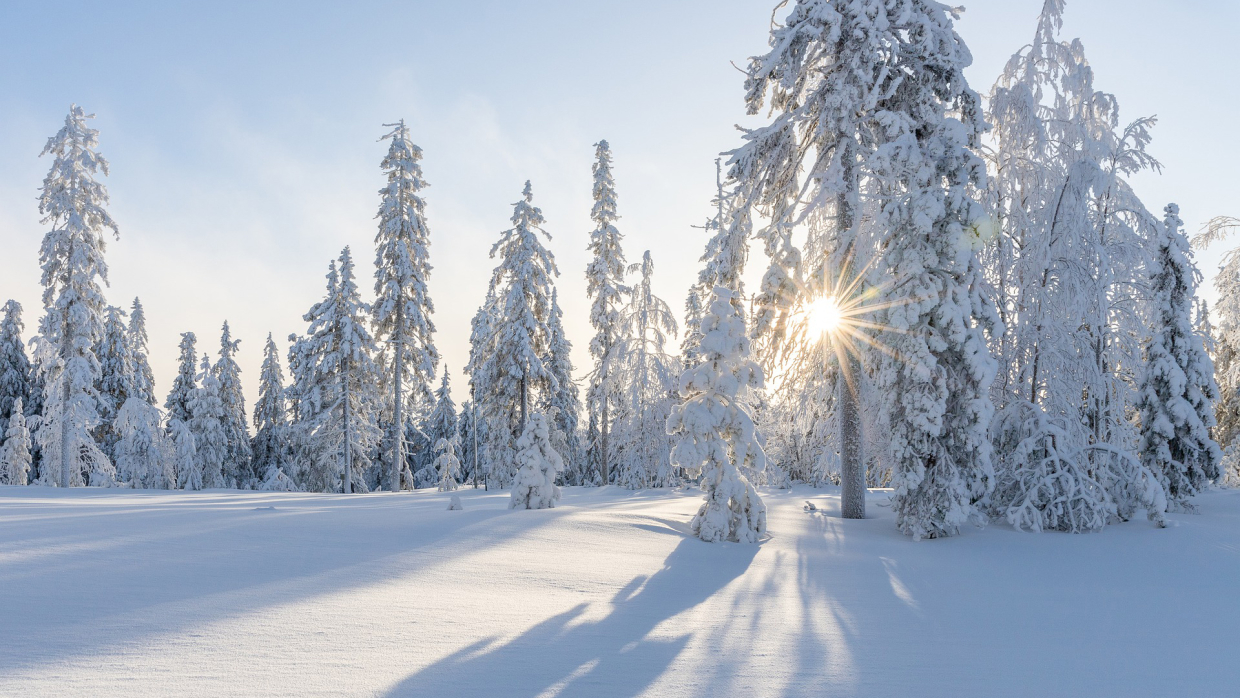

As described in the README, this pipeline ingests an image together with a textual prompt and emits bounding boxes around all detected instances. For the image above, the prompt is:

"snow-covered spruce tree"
[301,248,383,493]
[425,369,458,463]
[94,304,133,463]
[679,288,705,372]
[171,418,200,490]
[284,332,316,488]
[543,290,583,482]
[584,140,629,486]
[33,105,119,488]
[473,182,560,487]
[984,1,1166,531]
[165,332,198,429]
[251,333,293,487]
[373,120,438,492]
[613,251,680,489]
[214,321,252,486]
[464,288,499,486]
[113,397,174,489]
[127,298,156,406]
[1137,204,1221,510]
[434,436,461,491]
[1,398,32,486]
[509,411,564,509]
[190,353,228,489]
[667,287,767,543]
[0,300,32,427]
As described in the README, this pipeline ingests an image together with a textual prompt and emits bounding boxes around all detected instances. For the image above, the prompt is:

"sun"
[806,294,843,337]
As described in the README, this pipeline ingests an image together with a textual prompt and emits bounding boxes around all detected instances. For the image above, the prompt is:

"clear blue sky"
[1,0,1236,408]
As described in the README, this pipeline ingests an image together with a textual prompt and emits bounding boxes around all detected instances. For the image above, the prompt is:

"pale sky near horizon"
[1,0,1237,411]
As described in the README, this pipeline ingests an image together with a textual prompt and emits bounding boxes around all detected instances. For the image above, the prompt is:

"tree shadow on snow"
[382,535,759,698]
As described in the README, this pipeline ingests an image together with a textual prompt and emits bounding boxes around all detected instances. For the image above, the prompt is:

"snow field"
[2,485,1239,697]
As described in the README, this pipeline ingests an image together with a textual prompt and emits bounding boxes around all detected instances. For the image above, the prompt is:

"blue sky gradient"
[1,0,1236,406]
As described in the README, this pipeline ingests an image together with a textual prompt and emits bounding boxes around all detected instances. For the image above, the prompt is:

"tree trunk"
[390,313,403,493]
[601,398,609,485]
[836,143,864,519]
[60,346,72,488]
[343,367,352,494]
[519,374,527,440]
[839,353,865,519]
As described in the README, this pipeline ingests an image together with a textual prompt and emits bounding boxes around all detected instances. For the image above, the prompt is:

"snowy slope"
[2,484,1238,697]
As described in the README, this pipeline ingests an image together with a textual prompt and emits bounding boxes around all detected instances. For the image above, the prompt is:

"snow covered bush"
[171,418,200,490]
[509,412,563,510]
[1,397,32,485]
[434,436,461,492]
[667,287,767,543]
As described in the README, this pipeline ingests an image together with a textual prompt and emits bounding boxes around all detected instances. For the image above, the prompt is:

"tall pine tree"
[94,304,133,464]
[584,141,629,486]
[1138,204,1222,510]
[33,105,118,487]
[543,290,583,483]
[165,332,198,429]
[473,182,559,486]
[214,321,252,486]
[251,333,291,485]
[301,248,382,493]
[127,297,156,406]
[373,120,438,492]
[0,300,32,428]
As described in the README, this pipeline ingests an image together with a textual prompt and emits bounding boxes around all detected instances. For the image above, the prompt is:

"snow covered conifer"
[425,369,458,459]
[509,411,564,509]
[189,353,228,488]
[1,398,32,486]
[214,322,252,485]
[127,298,156,406]
[94,304,133,462]
[113,397,173,489]
[373,120,439,492]
[543,290,583,478]
[33,105,119,488]
[434,436,461,492]
[464,290,499,486]
[251,333,292,486]
[474,182,560,486]
[1138,204,1222,509]
[667,287,767,543]
[171,418,200,490]
[0,300,32,427]
[584,140,629,485]
[165,332,198,429]
[300,248,383,493]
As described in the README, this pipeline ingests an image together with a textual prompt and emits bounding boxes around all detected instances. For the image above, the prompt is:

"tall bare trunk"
[837,142,865,519]
[390,308,403,492]
[343,363,352,494]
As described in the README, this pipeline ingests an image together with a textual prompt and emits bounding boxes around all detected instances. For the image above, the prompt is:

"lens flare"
[806,294,843,337]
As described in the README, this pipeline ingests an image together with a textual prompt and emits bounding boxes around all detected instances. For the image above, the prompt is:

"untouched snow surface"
[2,484,1239,697]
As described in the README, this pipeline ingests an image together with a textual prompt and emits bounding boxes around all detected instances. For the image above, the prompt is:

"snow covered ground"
[2,484,1238,697]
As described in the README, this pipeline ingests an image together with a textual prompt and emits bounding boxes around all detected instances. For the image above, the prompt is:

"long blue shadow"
[383,535,759,698]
